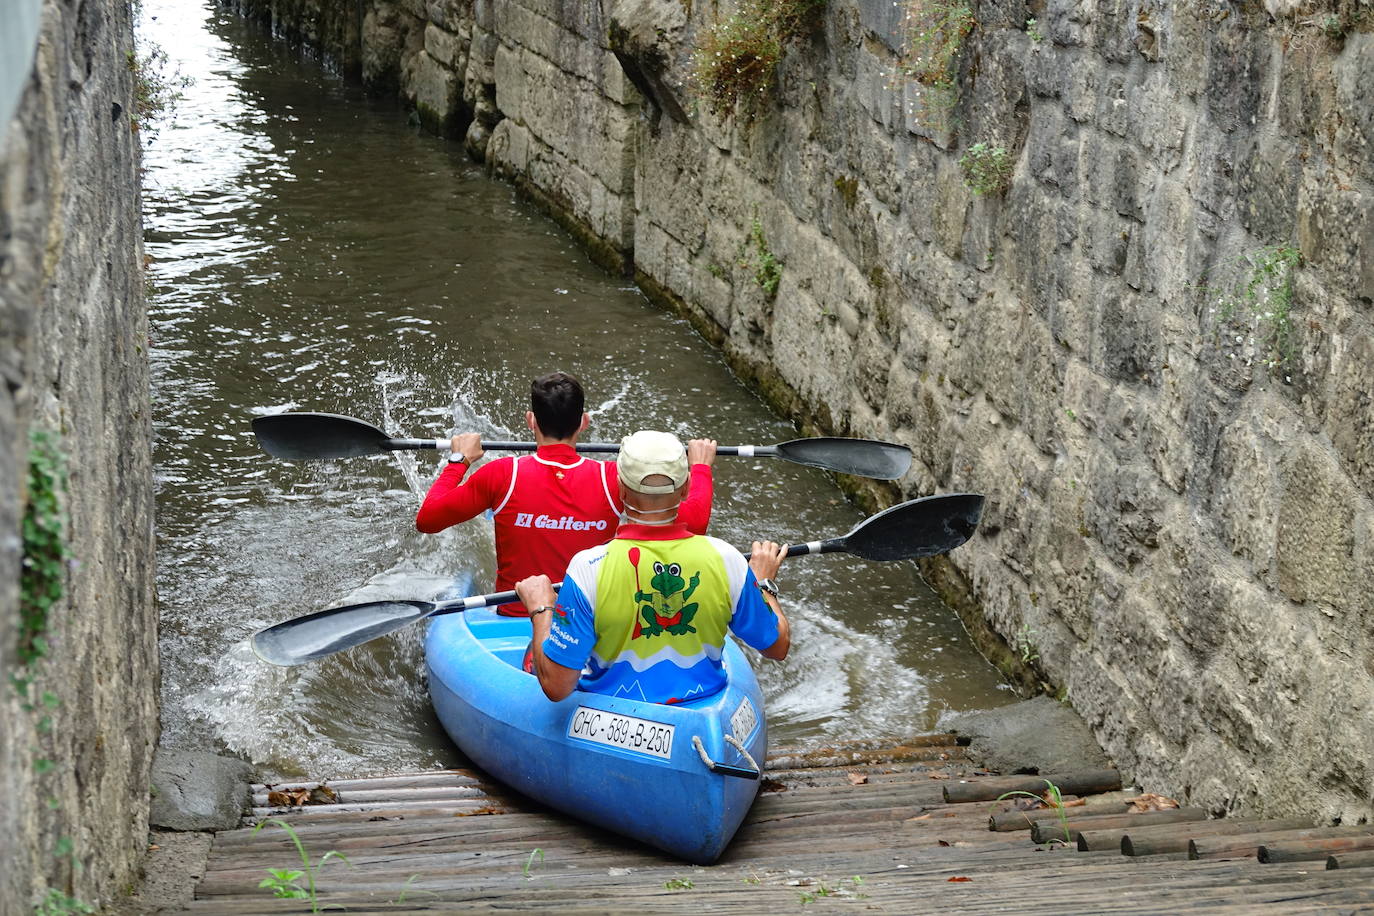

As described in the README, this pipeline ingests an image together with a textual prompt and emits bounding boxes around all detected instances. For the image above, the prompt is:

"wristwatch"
[447,452,469,465]
[756,578,780,598]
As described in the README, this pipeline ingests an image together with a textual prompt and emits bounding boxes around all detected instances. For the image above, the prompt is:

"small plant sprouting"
[994,780,1070,844]
[1016,623,1040,664]
[390,874,440,905]
[33,889,94,916]
[1026,18,1044,42]
[799,875,868,903]
[893,0,973,131]
[1195,244,1301,380]
[690,0,825,121]
[258,868,309,900]
[522,847,545,878]
[738,217,783,299]
[959,142,1014,196]
[898,1,974,84]
[251,817,351,913]
[664,877,695,890]
[127,42,191,135]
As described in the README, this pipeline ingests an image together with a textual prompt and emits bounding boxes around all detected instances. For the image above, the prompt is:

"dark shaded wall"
[0,0,158,909]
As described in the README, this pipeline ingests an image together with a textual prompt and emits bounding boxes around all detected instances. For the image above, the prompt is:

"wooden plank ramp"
[188,737,1374,913]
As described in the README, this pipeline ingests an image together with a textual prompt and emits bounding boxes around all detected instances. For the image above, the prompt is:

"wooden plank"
[1190,826,1374,860]
[1259,834,1374,863]
[1328,850,1374,870]
[942,770,1121,803]
[1095,817,1312,854]
[1031,808,1207,844]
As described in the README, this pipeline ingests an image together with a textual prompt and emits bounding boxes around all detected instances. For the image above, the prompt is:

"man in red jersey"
[416,372,716,615]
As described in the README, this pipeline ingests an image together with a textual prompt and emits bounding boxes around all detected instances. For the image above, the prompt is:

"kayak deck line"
[183,744,1374,913]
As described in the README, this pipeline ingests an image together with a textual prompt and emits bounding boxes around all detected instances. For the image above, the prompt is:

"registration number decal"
[730,696,757,740]
[567,707,675,759]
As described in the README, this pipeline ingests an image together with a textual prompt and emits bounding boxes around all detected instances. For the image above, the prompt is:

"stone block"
[945,696,1112,775]
[1326,331,1374,500]
[493,42,525,122]
[1201,23,1266,136]
[1238,133,1301,237]
[409,50,462,132]
[487,118,530,175]
[150,750,252,832]
[424,22,464,68]
[1332,34,1373,181]
[426,0,467,31]
[1297,171,1373,303]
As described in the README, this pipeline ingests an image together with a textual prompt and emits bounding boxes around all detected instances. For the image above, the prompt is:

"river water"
[140,1,1012,781]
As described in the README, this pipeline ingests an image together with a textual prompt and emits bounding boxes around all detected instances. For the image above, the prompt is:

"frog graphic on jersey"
[633,560,700,638]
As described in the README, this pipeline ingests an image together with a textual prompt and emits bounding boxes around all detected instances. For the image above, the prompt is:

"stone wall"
[230,0,1374,825]
[0,0,157,909]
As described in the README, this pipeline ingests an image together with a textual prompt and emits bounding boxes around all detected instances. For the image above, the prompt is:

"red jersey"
[416,443,713,614]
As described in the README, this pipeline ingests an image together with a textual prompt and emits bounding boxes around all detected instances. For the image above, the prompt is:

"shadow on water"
[141,0,1013,780]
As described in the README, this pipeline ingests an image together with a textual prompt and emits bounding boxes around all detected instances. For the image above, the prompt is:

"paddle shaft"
[426,539,832,619]
[385,438,781,458]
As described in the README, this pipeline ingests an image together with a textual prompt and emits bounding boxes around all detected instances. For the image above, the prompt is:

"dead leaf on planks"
[265,782,338,808]
[847,772,868,786]
[1126,793,1179,812]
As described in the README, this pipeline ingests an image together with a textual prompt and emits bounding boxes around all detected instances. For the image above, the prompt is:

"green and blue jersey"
[542,523,780,704]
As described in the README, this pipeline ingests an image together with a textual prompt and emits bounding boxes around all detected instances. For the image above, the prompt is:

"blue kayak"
[424,582,767,864]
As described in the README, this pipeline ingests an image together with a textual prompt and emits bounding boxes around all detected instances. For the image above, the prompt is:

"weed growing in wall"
[127,40,190,136]
[893,0,974,131]
[1196,245,1301,380]
[691,0,826,121]
[16,432,95,915]
[959,142,1014,196]
[738,218,783,299]
[13,430,67,702]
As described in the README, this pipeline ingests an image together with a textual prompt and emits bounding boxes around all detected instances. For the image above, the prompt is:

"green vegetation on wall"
[14,431,94,915]
[896,0,974,131]
[13,430,67,700]
[690,0,825,121]
[1197,245,1302,380]
[959,142,1014,196]
[738,217,783,299]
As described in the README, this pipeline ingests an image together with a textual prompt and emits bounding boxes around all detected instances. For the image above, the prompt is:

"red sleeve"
[605,462,713,533]
[679,464,714,534]
[415,458,511,533]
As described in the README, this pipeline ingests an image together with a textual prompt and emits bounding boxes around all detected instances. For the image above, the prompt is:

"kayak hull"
[425,592,766,864]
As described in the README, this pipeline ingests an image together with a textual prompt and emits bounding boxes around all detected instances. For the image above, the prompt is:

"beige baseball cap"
[618,430,690,494]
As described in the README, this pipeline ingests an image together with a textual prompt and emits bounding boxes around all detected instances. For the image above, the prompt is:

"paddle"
[250,492,984,666]
[251,411,912,480]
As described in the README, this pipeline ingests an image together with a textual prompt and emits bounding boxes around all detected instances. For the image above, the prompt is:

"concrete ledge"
[944,696,1114,777]
[149,749,253,832]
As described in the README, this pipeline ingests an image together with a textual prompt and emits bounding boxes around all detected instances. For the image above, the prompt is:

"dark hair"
[530,372,585,440]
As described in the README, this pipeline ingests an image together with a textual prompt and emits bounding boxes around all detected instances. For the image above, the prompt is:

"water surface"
[140,0,1013,780]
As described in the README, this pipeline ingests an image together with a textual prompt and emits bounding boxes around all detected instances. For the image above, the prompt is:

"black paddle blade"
[840,492,984,561]
[251,599,437,666]
[775,437,912,480]
[252,412,390,460]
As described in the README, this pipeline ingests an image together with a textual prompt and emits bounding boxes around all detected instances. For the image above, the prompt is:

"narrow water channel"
[140,1,1013,781]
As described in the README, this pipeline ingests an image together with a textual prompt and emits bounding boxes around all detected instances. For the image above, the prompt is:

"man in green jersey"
[514,430,790,704]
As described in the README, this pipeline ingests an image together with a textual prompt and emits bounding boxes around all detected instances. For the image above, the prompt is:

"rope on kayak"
[723,734,759,773]
[692,735,761,780]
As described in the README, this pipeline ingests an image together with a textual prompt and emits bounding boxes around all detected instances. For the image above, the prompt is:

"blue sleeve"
[541,576,596,671]
[729,569,780,652]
